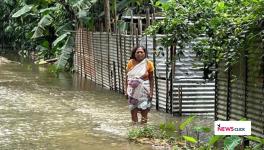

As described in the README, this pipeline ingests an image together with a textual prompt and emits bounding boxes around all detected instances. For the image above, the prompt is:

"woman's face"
[135,47,146,61]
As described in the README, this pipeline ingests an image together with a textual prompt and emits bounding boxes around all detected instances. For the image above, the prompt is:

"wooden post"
[92,32,97,83]
[146,7,150,28]
[100,32,103,87]
[116,32,121,92]
[113,61,117,91]
[138,17,142,35]
[166,47,169,113]
[119,32,124,93]
[124,34,127,65]
[80,28,84,77]
[151,7,156,25]
[88,32,93,81]
[215,50,218,120]
[130,9,134,48]
[107,32,112,90]
[242,49,249,148]
[130,9,134,35]
[178,86,182,116]
[170,45,176,114]
[113,0,117,33]
[226,65,232,120]
[133,23,137,36]
[152,7,159,110]
[135,25,139,46]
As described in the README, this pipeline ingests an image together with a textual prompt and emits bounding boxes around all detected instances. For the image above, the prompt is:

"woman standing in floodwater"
[125,46,154,124]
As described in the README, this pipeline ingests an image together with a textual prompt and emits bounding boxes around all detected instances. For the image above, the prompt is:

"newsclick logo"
[214,121,251,135]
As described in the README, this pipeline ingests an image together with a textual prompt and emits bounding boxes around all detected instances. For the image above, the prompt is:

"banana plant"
[7,0,96,71]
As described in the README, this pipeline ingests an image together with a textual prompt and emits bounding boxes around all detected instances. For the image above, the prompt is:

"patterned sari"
[127,59,151,110]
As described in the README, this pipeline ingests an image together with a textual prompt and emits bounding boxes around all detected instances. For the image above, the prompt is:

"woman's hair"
[130,46,148,59]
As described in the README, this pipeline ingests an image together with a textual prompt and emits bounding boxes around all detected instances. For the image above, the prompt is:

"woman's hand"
[124,90,128,99]
[149,89,153,97]
[148,92,153,101]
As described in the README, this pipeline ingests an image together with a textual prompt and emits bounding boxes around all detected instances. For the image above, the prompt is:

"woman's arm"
[124,72,128,95]
[125,60,131,96]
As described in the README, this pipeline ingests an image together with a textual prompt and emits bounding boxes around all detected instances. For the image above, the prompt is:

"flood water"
[0,58,213,150]
[0,58,179,150]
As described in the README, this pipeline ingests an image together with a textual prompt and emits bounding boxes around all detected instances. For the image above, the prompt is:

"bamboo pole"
[130,9,134,35]
[92,32,97,83]
[124,34,127,71]
[134,23,138,46]
[100,32,103,87]
[170,45,176,114]
[113,61,117,91]
[130,9,135,48]
[88,31,91,78]
[152,7,159,111]
[116,32,121,92]
[80,28,83,77]
[166,46,169,113]
[146,7,150,28]
[90,31,93,80]
[119,32,124,93]
[138,17,142,35]
[178,86,182,116]
[107,32,112,90]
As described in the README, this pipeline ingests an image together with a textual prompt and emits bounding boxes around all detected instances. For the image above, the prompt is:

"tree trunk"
[104,0,111,32]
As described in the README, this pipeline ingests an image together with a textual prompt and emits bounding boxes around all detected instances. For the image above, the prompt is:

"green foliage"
[159,121,177,138]
[52,32,70,47]
[56,36,74,71]
[1,0,96,71]
[128,125,158,140]
[47,64,63,77]
[245,135,264,149]
[179,116,196,130]
[127,119,264,149]
[246,136,264,144]
[12,5,34,18]
[208,135,224,147]
[146,0,264,78]
[31,14,54,39]
[193,126,211,133]
[224,135,242,150]
[183,135,197,144]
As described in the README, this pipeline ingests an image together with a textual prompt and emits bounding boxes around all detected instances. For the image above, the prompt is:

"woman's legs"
[140,108,150,124]
[131,108,138,124]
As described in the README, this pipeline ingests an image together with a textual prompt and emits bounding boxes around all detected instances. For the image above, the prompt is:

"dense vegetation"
[146,0,264,78]
[0,0,97,70]
[128,116,264,150]
[0,0,152,70]
[1,0,263,75]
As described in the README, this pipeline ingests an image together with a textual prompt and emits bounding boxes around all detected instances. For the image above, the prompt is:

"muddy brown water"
[0,59,213,150]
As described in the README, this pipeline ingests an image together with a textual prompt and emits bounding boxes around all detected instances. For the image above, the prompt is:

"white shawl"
[127,59,147,79]
[127,59,149,102]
